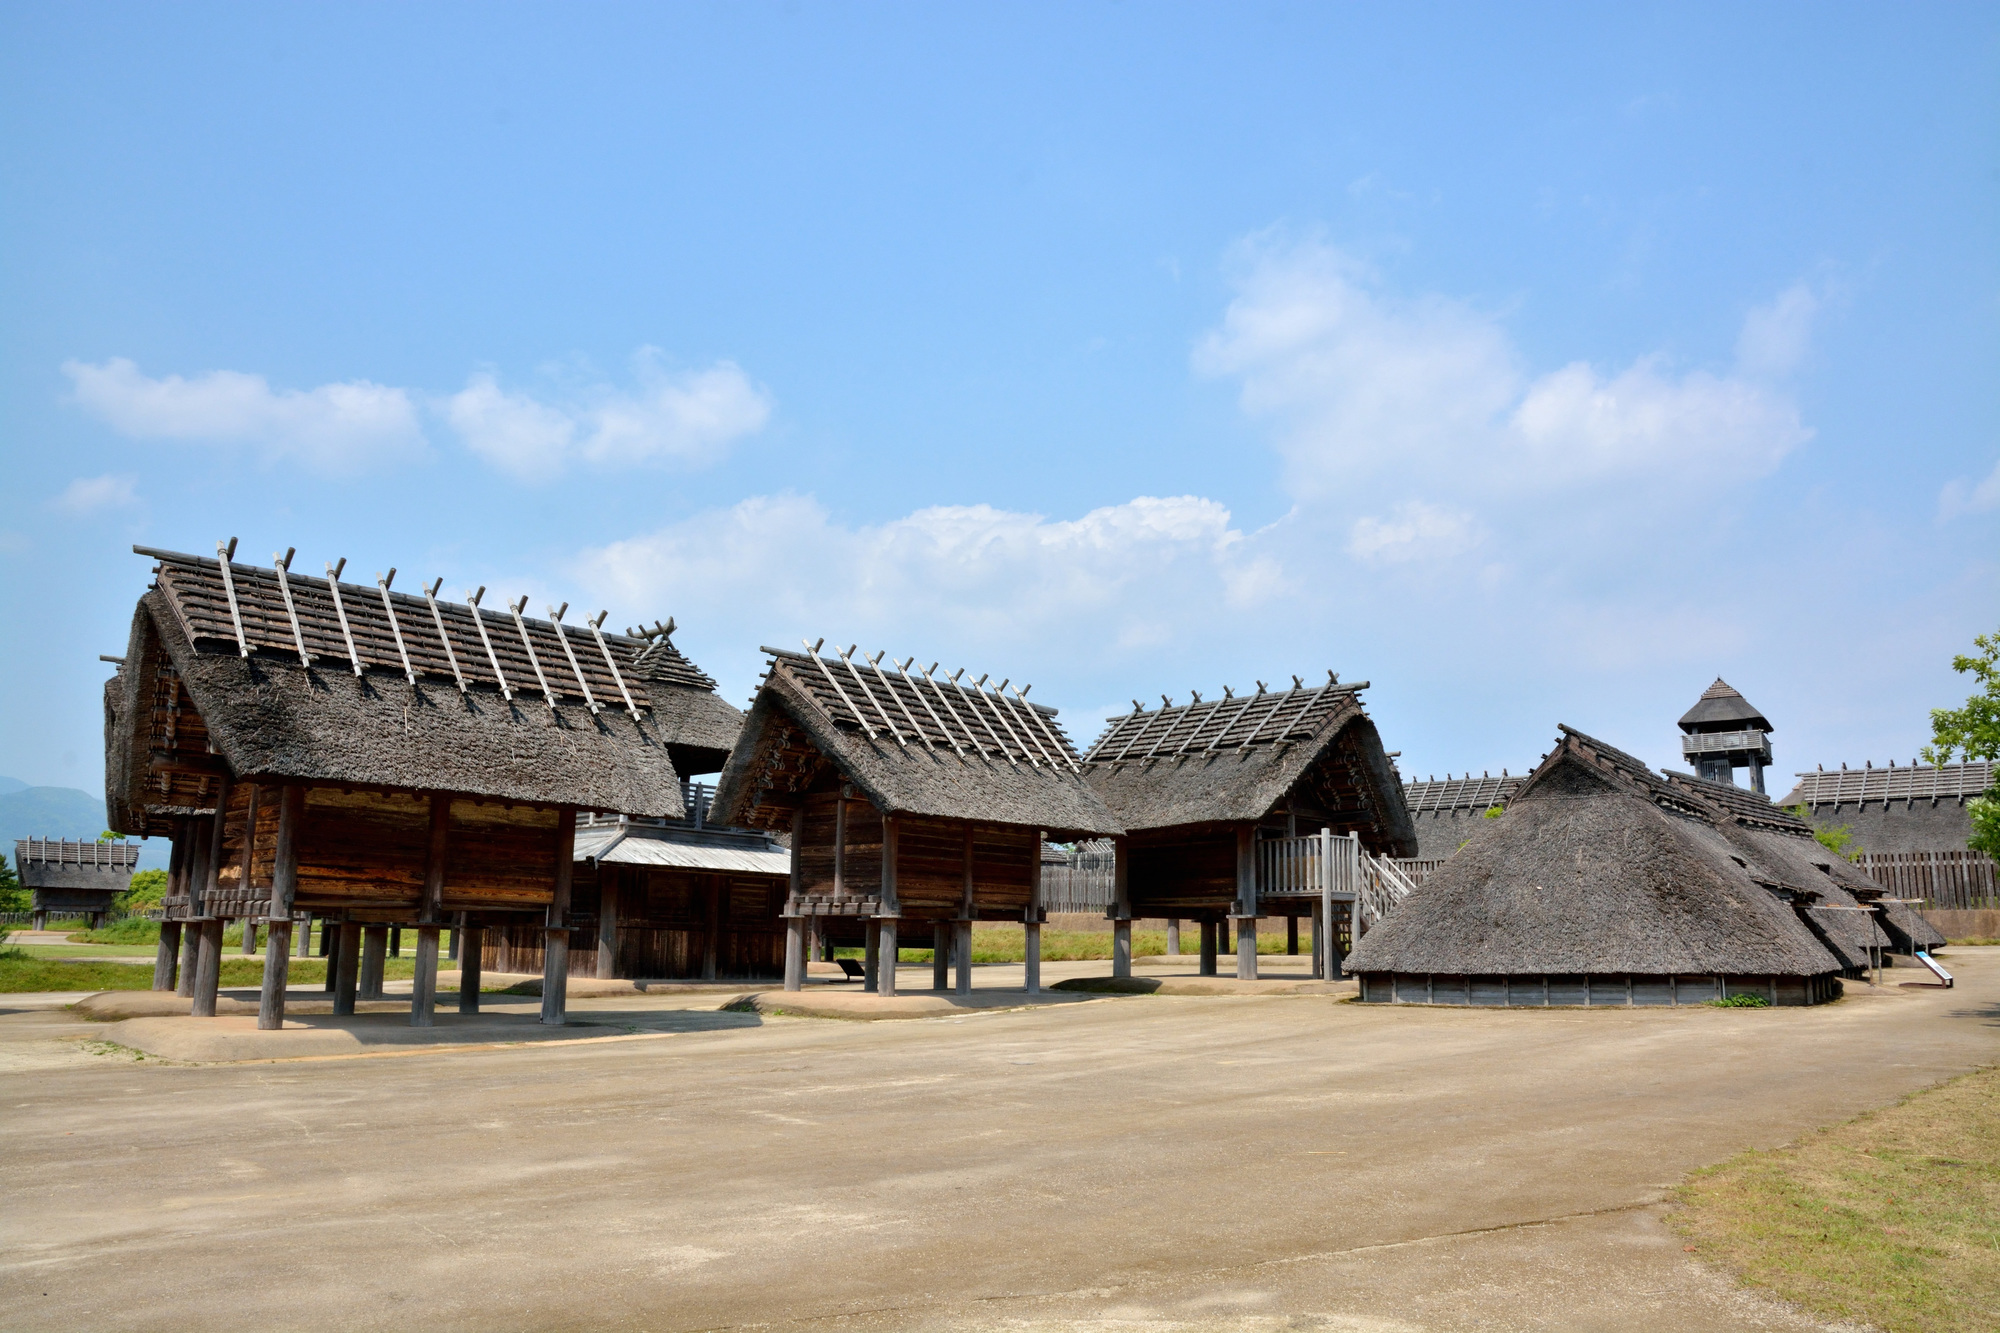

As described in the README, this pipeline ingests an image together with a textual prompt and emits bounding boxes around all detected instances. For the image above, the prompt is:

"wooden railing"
[1860,850,1997,911]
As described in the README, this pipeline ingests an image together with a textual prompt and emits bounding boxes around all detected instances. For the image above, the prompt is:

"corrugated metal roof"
[574,822,790,874]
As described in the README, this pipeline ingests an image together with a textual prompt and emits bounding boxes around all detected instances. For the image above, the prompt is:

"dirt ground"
[1,950,1994,1332]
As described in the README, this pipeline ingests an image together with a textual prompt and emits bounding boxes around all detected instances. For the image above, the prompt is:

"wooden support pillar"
[877,815,899,998]
[390,927,402,958]
[953,919,972,996]
[178,816,211,997]
[1166,918,1181,956]
[1287,914,1299,955]
[359,927,388,1001]
[190,918,224,1017]
[933,923,950,990]
[701,875,720,981]
[31,909,46,932]
[178,913,202,997]
[597,867,620,979]
[333,922,361,1015]
[410,925,440,1027]
[409,792,444,1030]
[1111,835,1132,980]
[783,913,805,992]
[448,924,460,962]
[877,918,899,997]
[322,914,340,991]
[153,919,182,992]
[863,923,880,992]
[1024,828,1043,996]
[1309,898,1326,981]
[1199,919,1218,976]
[241,920,258,954]
[236,783,261,954]
[458,922,483,1013]
[1235,826,1258,980]
[257,784,303,1030]
[541,807,576,1025]
[299,913,313,957]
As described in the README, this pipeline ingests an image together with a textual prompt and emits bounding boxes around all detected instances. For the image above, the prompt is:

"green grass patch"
[833,923,1318,965]
[0,949,462,993]
[1705,993,1771,1008]
[1672,1064,2000,1333]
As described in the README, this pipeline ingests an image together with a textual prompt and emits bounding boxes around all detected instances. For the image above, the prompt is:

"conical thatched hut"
[709,644,1121,996]
[1080,673,1415,980]
[1345,726,1869,1007]
[103,542,732,1029]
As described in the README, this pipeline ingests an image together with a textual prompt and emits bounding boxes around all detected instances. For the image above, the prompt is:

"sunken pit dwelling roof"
[1779,760,1993,809]
[1080,674,1417,853]
[1344,726,1859,979]
[105,543,737,834]
[709,644,1122,838]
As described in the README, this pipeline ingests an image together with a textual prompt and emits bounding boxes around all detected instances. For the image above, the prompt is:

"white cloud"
[1197,235,1813,503]
[445,349,770,479]
[574,492,1270,676]
[62,358,423,473]
[1347,501,1484,564]
[1938,457,2000,520]
[1734,282,1819,379]
[50,473,139,516]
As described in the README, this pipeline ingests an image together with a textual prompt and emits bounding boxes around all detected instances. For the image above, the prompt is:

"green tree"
[118,869,169,911]
[1791,806,1862,863]
[1921,627,2000,859]
[0,853,23,914]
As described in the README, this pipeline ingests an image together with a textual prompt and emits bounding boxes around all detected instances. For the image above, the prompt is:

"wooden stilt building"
[1079,673,1416,981]
[15,838,138,930]
[1345,726,1896,1006]
[102,541,734,1028]
[709,643,1122,996]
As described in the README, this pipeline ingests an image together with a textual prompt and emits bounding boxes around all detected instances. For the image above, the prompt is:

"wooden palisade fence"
[1859,850,1997,911]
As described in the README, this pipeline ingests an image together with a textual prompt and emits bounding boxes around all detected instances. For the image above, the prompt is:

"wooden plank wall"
[1127,828,1238,915]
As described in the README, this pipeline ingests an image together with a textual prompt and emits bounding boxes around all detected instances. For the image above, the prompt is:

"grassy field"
[0,950,450,993]
[1672,1064,2000,1333]
[835,923,1321,965]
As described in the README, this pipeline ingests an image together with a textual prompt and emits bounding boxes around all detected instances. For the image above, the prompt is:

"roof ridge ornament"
[272,547,312,668]
[509,595,559,710]
[215,537,249,657]
[546,603,602,715]
[375,569,419,685]
[325,557,363,676]
[465,587,514,701]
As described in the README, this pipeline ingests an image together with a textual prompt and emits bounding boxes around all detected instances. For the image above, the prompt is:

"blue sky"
[3,2,1996,803]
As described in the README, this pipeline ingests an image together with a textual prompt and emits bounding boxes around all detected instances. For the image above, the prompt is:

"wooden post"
[410,926,440,1027]
[1200,919,1217,976]
[178,912,202,997]
[1235,825,1258,980]
[236,783,261,953]
[322,911,340,991]
[877,815,900,998]
[333,922,361,1015]
[597,867,620,980]
[448,924,459,962]
[953,919,972,996]
[1024,828,1043,995]
[541,807,576,1025]
[359,927,388,1000]
[178,816,210,997]
[932,923,950,990]
[1166,918,1181,956]
[1319,826,1334,981]
[863,923,880,992]
[154,920,182,992]
[955,823,974,996]
[258,784,303,1030]
[1309,898,1325,980]
[190,918,224,1017]
[702,875,721,980]
[1287,914,1299,955]
[390,926,402,958]
[412,792,447,1027]
[300,912,313,957]
[783,912,805,991]
[458,921,483,1013]
[877,918,899,997]
[833,786,848,897]
[1111,835,1132,980]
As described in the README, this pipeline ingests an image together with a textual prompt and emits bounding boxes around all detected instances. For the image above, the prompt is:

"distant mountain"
[0,785,169,871]
[0,776,28,795]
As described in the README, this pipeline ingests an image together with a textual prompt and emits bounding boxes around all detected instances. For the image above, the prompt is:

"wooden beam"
[597,866,620,980]
[458,920,483,1014]
[333,922,361,1015]
[190,917,224,1017]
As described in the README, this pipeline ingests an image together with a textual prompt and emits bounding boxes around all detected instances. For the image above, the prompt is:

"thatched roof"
[1405,772,1523,814]
[709,646,1121,838]
[1080,676,1417,853]
[1678,678,1772,733]
[15,839,138,891]
[105,547,729,833]
[1780,760,1993,808]
[1344,727,1845,978]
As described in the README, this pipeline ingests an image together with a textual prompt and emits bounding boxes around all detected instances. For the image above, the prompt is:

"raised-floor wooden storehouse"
[710,643,1122,995]
[1401,772,1525,859]
[103,541,737,1028]
[1080,674,1417,980]
[16,838,138,929]
[1345,726,1895,1007]
[482,782,793,982]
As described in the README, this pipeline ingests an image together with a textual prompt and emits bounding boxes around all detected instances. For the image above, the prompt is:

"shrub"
[1706,992,1770,1008]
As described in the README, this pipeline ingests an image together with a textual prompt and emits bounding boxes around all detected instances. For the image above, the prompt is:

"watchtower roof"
[1677,678,1772,734]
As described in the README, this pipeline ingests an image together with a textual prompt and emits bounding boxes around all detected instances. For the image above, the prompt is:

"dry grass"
[1671,1064,2000,1333]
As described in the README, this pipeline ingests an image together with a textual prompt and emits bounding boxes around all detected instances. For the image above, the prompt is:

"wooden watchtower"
[710,643,1122,996]
[1081,673,1416,980]
[103,540,734,1029]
